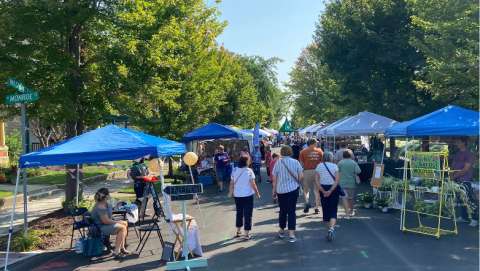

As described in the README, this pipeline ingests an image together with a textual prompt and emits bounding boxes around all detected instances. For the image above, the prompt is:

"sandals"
[121,249,132,255]
[113,252,126,260]
[243,234,252,240]
[234,231,242,238]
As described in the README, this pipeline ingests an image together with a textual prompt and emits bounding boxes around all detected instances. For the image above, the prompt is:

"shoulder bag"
[323,162,345,196]
[280,159,301,185]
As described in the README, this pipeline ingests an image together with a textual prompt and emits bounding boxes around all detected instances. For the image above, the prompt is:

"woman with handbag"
[229,156,261,240]
[315,152,340,241]
[271,145,304,243]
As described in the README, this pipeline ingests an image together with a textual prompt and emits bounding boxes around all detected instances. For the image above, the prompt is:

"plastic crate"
[198,175,214,186]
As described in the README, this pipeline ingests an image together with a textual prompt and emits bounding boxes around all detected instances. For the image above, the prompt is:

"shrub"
[12,230,43,252]
[5,132,22,167]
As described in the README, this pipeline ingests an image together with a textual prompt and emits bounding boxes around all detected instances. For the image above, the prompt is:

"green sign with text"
[5,92,39,104]
[4,78,39,104]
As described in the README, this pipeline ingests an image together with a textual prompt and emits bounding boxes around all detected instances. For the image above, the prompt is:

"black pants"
[278,188,299,230]
[235,195,254,231]
[134,180,146,200]
[320,185,340,222]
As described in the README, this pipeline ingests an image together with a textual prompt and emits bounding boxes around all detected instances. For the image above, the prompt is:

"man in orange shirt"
[299,138,324,214]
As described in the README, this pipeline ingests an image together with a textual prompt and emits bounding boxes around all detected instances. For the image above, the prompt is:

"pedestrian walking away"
[229,156,261,240]
[315,152,340,242]
[299,138,323,214]
[337,150,361,217]
[272,145,304,243]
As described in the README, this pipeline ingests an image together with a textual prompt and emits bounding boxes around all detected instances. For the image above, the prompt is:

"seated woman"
[91,188,130,258]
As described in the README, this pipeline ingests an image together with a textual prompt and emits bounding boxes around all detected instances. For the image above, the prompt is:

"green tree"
[288,44,346,127]
[409,0,479,109]
[239,56,285,127]
[0,0,116,202]
[314,0,437,120]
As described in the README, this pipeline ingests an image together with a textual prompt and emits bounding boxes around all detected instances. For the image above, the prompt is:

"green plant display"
[376,197,391,208]
[358,192,374,204]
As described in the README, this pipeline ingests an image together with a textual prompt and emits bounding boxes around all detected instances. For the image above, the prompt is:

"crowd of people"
[222,137,362,242]
[86,136,477,259]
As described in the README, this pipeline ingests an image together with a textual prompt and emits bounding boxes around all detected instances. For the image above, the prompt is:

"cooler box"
[198,175,214,186]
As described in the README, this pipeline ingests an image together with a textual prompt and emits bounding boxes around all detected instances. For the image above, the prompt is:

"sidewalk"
[0,178,133,237]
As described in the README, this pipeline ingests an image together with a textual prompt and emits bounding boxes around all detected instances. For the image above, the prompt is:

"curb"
[0,250,43,269]
[0,185,61,210]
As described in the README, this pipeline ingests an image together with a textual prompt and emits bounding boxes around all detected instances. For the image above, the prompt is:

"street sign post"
[4,78,40,235]
[163,183,207,270]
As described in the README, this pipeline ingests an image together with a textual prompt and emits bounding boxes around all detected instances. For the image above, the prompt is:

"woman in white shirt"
[315,151,340,242]
[229,156,261,240]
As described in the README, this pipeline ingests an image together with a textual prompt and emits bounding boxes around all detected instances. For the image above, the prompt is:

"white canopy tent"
[321,112,396,136]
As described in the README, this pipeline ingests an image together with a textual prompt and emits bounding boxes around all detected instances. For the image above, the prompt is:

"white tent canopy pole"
[4,168,22,271]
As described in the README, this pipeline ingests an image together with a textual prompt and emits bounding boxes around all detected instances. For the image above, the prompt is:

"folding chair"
[135,178,165,255]
[69,207,89,248]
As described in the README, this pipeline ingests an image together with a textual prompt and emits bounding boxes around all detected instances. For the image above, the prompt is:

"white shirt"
[272,157,303,194]
[315,162,338,185]
[231,167,255,197]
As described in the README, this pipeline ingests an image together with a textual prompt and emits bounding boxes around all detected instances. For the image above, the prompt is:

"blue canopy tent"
[182,123,245,142]
[385,105,479,137]
[20,125,186,168]
[182,123,253,152]
[4,125,186,269]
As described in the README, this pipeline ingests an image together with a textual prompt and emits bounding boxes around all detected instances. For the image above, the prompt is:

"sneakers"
[278,230,286,239]
[314,208,320,215]
[469,220,478,227]
[303,203,311,214]
[327,228,335,242]
[288,236,297,243]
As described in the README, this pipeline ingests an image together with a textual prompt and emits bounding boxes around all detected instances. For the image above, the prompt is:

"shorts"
[216,168,230,183]
[343,188,356,200]
[303,170,317,190]
[100,223,123,235]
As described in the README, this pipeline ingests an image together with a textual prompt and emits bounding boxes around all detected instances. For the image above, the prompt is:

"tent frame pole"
[22,170,28,235]
[75,164,80,206]
[4,167,22,271]
[157,158,165,191]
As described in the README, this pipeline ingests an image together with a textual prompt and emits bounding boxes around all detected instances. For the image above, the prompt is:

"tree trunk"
[64,19,85,205]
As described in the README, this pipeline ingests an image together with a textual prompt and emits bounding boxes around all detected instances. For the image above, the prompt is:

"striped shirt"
[272,157,303,194]
[315,162,338,185]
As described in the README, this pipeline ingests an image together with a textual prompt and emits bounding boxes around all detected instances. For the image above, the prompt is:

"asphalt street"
[7,170,479,271]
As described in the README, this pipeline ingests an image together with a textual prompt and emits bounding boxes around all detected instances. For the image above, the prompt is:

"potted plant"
[421,179,439,193]
[376,197,391,213]
[358,192,374,208]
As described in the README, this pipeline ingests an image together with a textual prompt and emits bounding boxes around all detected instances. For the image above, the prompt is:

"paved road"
[6,169,479,271]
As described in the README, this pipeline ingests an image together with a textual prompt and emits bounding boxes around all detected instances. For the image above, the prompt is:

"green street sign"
[5,91,39,105]
[6,78,32,93]
[5,78,39,104]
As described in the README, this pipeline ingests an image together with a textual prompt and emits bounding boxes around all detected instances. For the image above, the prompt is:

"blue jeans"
[252,163,262,182]
[458,181,479,221]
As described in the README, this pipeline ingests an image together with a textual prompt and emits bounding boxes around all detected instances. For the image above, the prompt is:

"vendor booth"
[4,125,189,269]
[318,112,397,182]
[385,105,479,238]
[182,123,253,186]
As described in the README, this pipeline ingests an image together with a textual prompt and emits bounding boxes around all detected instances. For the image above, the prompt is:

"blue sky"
[213,0,325,86]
